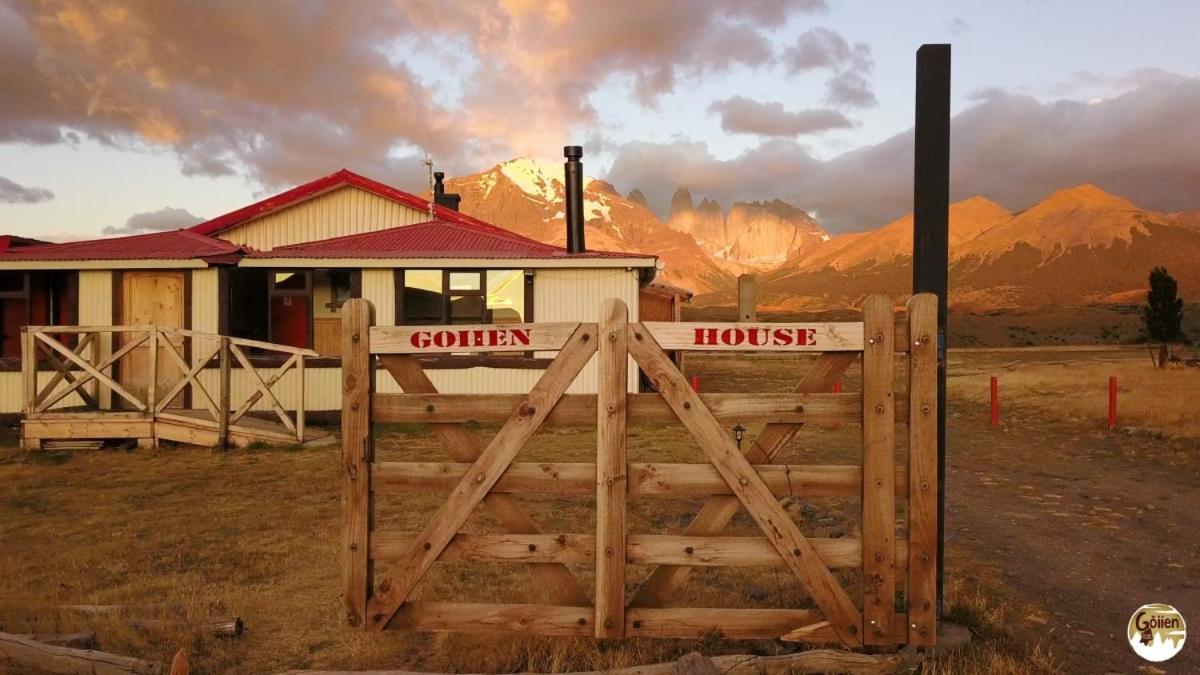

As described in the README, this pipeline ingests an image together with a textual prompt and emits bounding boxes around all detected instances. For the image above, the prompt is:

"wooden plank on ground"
[372,461,908,499]
[629,351,859,608]
[341,298,373,628]
[861,295,896,644]
[641,322,864,352]
[369,322,581,354]
[907,293,939,646]
[595,299,628,638]
[379,355,591,607]
[0,630,162,675]
[627,324,862,646]
[371,392,909,426]
[366,324,597,631]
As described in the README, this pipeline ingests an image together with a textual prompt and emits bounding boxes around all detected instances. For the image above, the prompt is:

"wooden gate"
[341,294,938,648]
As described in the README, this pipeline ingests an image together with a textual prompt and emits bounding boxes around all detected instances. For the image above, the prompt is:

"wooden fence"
[21,325,318,448]
[341,294,939,648]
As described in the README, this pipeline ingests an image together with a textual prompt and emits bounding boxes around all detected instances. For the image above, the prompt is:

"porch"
[19,325,331,450]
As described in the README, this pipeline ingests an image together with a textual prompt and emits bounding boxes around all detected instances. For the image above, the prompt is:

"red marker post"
[990,376,999,427]
[1108,376,1118,429]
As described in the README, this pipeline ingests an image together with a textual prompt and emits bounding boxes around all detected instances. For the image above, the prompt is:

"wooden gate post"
[595,299,628,638]
[342,298,375,628]
[906,294,939,645]
[861,295,896,644]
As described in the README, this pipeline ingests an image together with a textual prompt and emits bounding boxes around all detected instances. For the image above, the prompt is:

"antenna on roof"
[422,153,435,219]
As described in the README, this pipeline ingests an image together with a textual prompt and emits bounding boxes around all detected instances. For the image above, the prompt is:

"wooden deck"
[22,410,332,449]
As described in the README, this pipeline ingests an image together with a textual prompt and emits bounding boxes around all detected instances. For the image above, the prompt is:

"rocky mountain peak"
[669,187,694,215]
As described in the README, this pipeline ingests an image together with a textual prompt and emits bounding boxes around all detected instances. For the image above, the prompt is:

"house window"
[0,271,77,359]
[226,268,359,355]
[399,269,530,326]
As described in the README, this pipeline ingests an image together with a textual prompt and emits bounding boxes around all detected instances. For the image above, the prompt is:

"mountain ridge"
[437,158,1200,311]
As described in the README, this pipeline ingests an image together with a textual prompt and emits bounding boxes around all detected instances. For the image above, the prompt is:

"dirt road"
[946,411,1200,672]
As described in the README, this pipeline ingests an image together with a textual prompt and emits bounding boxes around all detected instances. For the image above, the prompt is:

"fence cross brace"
[365,325,598,630]
[379,354,593,607]
[626,324,863,646]
[628,350,858,608]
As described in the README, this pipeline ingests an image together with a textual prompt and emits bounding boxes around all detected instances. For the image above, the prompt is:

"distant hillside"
[439,158,1199,313]
[698,184,1200,312]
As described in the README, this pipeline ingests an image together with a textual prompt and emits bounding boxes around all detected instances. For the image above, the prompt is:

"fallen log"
[48,605,242,638]
[56,604,187,617]
[276,649,901,675]
[129,616,244,638]
[13,632,98,649]
[0,630,163,675]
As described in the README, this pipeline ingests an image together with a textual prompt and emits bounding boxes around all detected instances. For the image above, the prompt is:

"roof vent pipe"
[564,145,585,253]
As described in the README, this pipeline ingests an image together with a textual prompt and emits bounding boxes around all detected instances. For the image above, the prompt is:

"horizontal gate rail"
[342,294,940,649]
[372,392,912,425]
[371,461,909,498]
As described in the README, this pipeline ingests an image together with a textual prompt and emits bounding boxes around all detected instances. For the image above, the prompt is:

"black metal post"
[563,145,586,253]
[912,43,950,628]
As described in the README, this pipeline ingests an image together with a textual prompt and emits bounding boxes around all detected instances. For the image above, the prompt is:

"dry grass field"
[2,349,1197,673]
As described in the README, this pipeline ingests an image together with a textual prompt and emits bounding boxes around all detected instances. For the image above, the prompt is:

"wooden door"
[120,271,185,408]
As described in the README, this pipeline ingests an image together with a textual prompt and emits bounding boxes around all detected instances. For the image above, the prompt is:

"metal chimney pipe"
[564,145,585,253]
[432,171,461,211]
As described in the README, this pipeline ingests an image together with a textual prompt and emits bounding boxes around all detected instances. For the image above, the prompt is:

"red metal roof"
[189,168,523,239]
[249,219,654,260]
[0,235,49,253]
[0,229,243,262]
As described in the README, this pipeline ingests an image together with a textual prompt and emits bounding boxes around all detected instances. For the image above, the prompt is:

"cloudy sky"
[1,0,1199,238]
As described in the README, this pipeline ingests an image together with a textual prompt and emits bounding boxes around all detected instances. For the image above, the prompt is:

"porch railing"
[21,325,317,445]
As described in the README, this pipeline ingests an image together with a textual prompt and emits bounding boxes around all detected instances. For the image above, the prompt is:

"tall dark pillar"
[912,43,950,627]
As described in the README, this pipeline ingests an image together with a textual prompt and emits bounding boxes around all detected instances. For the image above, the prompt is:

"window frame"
[223,268,362,359]
[396,268,533,327]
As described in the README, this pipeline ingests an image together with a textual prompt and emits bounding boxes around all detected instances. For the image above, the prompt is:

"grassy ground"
[948,346,1200,437]
[5,348,1195,673]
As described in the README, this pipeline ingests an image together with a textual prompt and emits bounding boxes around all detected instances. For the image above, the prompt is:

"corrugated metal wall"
[361,269,395,326]
[535,267,640,394]
[0,372,91,413]
[190,269,220,337]
[216,186,429,251]
[78,270,114,409]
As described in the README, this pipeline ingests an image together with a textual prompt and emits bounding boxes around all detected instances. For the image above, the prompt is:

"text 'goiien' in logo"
[1127,603,1186,662]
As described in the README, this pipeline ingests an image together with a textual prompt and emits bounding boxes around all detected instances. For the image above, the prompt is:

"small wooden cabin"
[0,169,672,415]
